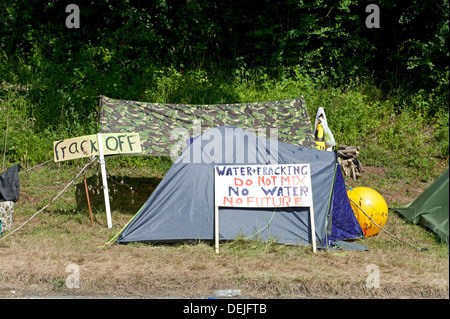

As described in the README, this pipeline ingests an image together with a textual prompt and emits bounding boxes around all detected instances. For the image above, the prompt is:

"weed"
[52,278,66,290]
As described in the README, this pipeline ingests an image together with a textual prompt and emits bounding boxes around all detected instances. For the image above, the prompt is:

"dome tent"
[395,168,449,246]
[116,126,363,248]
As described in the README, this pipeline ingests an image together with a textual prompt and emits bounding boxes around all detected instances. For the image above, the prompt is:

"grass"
[0,157,448,299]
[0,68,448,298]
[2,67,448,168]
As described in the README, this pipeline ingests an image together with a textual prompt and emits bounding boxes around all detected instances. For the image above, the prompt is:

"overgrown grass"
[0,163,447,298]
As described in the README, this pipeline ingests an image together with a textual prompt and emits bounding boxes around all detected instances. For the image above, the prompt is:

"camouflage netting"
[98,95,316,156]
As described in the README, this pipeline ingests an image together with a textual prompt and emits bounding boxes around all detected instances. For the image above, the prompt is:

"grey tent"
[117,126,363,248]
[395,168,449,245]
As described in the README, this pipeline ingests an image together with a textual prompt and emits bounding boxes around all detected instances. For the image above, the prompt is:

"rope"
[243,208,277,241]
[348,197,427,252]
[1,158,96,240]
[19,158,53,175]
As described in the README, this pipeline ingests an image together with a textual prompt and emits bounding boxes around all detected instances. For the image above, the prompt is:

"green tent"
[395,169,449,245]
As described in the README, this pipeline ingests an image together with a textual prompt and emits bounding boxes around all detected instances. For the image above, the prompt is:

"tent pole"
[97,133,112,229]
[215,205,219,254]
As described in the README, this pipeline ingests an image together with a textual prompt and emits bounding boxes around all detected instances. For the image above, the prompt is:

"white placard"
[214,164,313,208]
[214,164,316,254]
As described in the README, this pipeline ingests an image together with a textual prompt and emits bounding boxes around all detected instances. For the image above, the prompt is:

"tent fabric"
[395,169,449,245]
[117,126,363,248]
[98,96,316,156]
[327,167,364,242]
[0,164,21,202]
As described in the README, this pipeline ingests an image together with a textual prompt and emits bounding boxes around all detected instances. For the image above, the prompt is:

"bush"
[1,60,447,172]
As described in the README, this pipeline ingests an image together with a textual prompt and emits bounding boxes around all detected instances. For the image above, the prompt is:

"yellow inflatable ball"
[347,187,388,237]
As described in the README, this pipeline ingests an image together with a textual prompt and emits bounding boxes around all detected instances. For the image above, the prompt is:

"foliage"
[0,0,448,170]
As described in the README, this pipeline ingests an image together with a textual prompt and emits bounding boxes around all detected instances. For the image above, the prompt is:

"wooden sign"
[53,133,142,162]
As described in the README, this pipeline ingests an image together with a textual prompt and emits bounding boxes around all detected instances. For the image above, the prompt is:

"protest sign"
[53,132,141,229]
[53,133,141,162]
[214,164,313,208]
[214,164,317,254]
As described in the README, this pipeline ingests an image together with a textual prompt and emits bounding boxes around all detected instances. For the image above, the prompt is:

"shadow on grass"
[73,174,162,217]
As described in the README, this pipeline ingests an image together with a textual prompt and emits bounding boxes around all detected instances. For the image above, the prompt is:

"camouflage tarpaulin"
[98,95,316,156]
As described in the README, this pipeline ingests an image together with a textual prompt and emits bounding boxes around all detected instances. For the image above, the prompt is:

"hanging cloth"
[0,164,21,202]
[314,107,336,151]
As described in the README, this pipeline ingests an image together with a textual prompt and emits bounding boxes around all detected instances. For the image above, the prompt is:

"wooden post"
[215,205,219,254]
[83,174,94,226]
[309,206,317,253]
[97,133,112,229]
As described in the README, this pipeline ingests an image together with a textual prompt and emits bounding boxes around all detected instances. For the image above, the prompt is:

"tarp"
[117,126,363,248]
[395,169,449,245]
[98,96,316,156]
[0,164,21,202]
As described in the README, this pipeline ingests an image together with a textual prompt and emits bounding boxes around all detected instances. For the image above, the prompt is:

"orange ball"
[347,187,388,237]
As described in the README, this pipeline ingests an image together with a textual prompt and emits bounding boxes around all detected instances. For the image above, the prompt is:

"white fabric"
[314,107,336,151]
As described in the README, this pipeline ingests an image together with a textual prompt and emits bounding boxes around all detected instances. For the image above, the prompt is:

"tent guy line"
[18,158,53,176]
[0,158,96,241]
[348,197,427,252]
